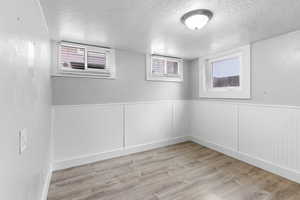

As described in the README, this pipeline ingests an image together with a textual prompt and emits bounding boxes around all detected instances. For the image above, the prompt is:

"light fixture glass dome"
[181,9,213,30]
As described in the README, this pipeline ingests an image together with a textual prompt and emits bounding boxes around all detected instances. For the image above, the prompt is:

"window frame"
[54,41,116,79]
[199,45,251,99]
[146,54,183,82]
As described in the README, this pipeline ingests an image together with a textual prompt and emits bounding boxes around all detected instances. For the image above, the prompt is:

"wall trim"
[191,99,300,110]
[52,100,191,108]
[53,100,300,110]
[53,136,188,171]
[41,165,52,200]
[189,136,300,184]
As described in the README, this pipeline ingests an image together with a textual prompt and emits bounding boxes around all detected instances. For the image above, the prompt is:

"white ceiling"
[41,0,300,59]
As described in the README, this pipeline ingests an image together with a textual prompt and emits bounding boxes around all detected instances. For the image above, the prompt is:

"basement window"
[146,55,183,82]
[55,42,116,78]
[211,56,240,88]
[199,45,251,99]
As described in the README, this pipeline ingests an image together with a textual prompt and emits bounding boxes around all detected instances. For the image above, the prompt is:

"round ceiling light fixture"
[181,9,213,30]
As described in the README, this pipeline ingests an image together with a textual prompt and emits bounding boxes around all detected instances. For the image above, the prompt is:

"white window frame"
[199,45,251,99]
[53,41,116,79]
[146,54,183,82]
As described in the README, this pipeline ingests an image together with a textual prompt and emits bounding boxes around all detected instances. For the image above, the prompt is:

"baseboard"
[189,136,300,184]
[53,148,124,171]
[53,136,188,171]
[124,136,188,155]
[41,165,52,200]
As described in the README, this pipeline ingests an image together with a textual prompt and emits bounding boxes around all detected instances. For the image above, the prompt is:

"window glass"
[87,51,106,69]
[166,61,179,75]
[212,57,240,88]
[152,58,165,74]
[60,45,85,70]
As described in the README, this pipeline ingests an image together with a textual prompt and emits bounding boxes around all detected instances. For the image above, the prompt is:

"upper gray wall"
[190,30,300,106]
[52,50,192,105]
[52,30,300,106]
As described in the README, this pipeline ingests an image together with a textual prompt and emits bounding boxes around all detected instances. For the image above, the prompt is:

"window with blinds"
[146,55,183,82]
[57,42,116,78]
[151,58,165,75]
[87,51,106,70]
[60,45,85,70]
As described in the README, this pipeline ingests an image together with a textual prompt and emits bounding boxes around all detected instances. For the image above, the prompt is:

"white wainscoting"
[52,101,190,170]
[52,99,300,184]
[53,104,124,164]
[190,100,300,183]
[239,105,298,171]
[125,102,173,147]
[190,101,238,151]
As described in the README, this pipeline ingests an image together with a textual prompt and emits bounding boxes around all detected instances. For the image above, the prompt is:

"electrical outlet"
[19,128,27,154]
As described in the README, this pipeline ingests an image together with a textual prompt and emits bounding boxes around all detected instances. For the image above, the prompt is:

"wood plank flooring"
[48,142,300,200]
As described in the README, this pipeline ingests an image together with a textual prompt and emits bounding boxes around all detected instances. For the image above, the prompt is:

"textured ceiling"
[40,0,300,59]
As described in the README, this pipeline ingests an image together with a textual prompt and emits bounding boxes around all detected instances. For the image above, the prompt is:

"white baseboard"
[51,134,300,186]
[53,136,188,171]
[41,166,52,200]
[189,136,300,184]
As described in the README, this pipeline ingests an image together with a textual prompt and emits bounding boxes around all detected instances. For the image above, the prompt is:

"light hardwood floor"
[48,142,300,200]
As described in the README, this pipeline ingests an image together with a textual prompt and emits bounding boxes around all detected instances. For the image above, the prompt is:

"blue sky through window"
[212,57,240,78]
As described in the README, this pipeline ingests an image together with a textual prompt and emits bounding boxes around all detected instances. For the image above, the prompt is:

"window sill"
[146,76,183,82]
[51,73,116,79]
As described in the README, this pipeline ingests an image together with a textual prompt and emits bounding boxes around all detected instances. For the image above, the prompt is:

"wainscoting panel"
[53,104,124,163]
[172,101,190,138]
[190,100,300,183]
[125,102,174,147]
[191,101,238,151]
[292,109,300,172]
[52,101,190,170]
[239,105,297,171]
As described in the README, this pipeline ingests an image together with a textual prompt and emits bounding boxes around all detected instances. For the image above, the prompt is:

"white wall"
[0,0,52,200]
[190,100,300,183]
[51,47,193,170]
[52,101,190,170]
[53,104,123,162]
[187,26,300,184]
[50,17,300,187]
[239,105,298,170]
[191,101,238,151]
[52,99,300,184]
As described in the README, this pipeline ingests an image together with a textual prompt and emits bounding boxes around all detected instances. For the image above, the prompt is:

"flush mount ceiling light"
[181,9,213,30]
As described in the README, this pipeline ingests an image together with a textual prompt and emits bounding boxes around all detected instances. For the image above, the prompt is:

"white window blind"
[151,58,165,75]
[87,51,106,69]
[60,45,85,70]
[146,55,183,82]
